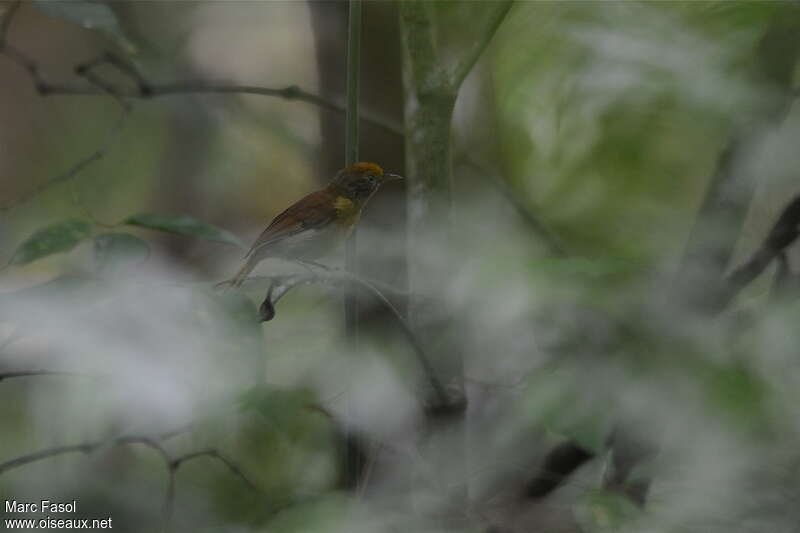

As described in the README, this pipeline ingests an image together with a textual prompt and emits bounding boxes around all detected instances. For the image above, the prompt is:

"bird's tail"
[227,258,256,290]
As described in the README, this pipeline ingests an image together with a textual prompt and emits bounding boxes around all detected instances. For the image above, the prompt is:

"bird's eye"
[367,175,376,184]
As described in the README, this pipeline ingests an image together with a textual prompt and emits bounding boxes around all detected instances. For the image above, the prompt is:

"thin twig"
[0,44,401,135]
[0,108,129,211]
[254,270,450,408]
[170,449,259,492]
[160,447,259,529]
[0,427,259,532]
[344,0,362,345]
[74,54,133,111]
[0,431,173,476]
[464,159,567,257]
[0,443,93,474]
[678,18,800,308]
[0,369,92,381]
[0,1,21,45]
[719,193,800,310]
[0,28,399,211]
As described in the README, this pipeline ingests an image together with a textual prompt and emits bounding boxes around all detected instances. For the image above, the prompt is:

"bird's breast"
[333,196,360,226]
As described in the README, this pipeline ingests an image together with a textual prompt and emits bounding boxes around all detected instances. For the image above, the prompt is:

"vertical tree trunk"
[399,2,511,518]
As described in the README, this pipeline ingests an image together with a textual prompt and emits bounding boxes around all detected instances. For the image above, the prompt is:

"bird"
[228,162,402,288]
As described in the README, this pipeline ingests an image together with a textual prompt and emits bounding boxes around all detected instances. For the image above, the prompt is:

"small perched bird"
[229,162,402,288]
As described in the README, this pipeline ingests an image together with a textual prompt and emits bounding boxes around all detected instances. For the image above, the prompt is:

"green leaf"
[93,232,150,274]
[31,1,135,52]
[574,489,642,532]
[239,384,316,429]
[10,219,93,265]
[522,365,614,454]
[124,213,246,249]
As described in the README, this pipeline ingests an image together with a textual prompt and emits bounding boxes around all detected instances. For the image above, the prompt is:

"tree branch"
[0,426,259,531]
[169,448,259,492]
[0,39,402,135]
[678,17,800,310]
[464,160,568,257]
[0,369,92,381]
[718,193,800,310]
[0,432,174,476]
[400,1,448,95]
[0,1,21,46]
[251,270,450,408]
[0,10,401,211]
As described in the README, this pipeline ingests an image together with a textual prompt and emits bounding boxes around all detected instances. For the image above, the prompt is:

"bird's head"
[331,162,403,200]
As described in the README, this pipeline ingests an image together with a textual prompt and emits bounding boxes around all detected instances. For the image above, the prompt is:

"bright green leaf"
[93,232,150,274]
[10,219,93,265]
[124,213,246,249]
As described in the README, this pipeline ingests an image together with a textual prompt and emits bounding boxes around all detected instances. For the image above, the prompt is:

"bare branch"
[0,108,129,211]
[0,369,92,381]
[0,44,402,135]
[463,159,567,257]
[0,1,21,45]
[719,194,800,310]
[0,425,259,532]
[170,449,259,492]
[0,29,400,210]
[0,443,93,475]
[0,431,174,476]
[678,18,800,311]
[246,268,451,409]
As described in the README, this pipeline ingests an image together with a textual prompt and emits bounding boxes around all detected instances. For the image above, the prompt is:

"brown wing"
[245,189,337,258]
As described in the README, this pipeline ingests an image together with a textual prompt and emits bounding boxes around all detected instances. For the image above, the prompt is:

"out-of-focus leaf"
[0,275,103,324]
[523,365,614,454]
[93,232,150,274]
[124,213,246,249]
[702,361,768,431]
[206,289,265,386]
[574,489,642,532]
[31,1,135,52]
[262,494,350,533]
[9,219,93,265]
[239,384,316,429]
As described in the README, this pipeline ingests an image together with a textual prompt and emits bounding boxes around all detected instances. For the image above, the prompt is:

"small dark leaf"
[93,232,150,274]
[258,275,316,322]
[259,296,276,322]
[10,219,93,265]
[124,213,246,249]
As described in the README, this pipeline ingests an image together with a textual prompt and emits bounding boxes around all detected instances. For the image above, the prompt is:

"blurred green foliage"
[3,1,800,533]
[9,219,93,265]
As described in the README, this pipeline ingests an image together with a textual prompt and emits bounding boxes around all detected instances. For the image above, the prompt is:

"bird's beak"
[384,173,404,181]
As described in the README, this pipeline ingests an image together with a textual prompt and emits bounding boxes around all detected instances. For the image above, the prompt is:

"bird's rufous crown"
[346,162,384,176]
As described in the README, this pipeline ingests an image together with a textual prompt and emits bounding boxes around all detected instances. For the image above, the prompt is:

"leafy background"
[2,1,800,533]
